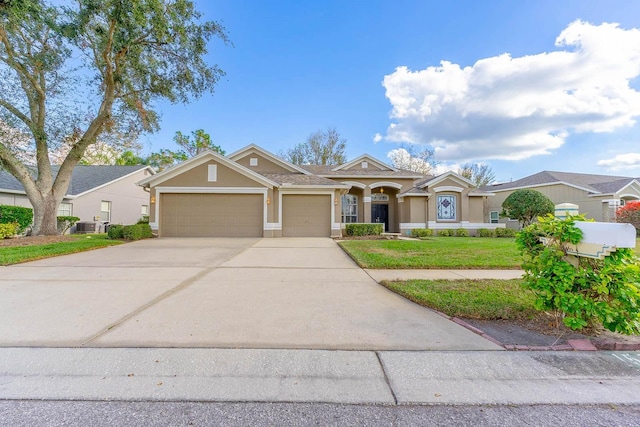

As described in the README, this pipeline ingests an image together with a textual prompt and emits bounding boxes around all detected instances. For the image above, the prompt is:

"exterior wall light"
[267,197,271,205]
[150,196,156,203]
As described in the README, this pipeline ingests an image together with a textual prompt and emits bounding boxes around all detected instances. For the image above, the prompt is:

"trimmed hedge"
[495,227,517,238]
[0,205,33,233]
[411,228,433,238]
[455,228,470,237]
[122,224,143,240]
[436,229,455,237]
[109,223,153,240]
[107,224,124,239]
[345,223,384,236]
[0,223,18,239]
[477,228,495,238]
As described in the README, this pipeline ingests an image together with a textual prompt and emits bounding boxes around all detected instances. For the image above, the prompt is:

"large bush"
[516,214,640,334]
[436,229,455,237]
[616,201,640,236]
[502,189,554,228]
[345,223,383,236]
[0,205,33,234]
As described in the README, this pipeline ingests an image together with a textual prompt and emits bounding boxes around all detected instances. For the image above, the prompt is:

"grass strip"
[381,279,538,320]
[0,234,123,266]
[339,237,521,269]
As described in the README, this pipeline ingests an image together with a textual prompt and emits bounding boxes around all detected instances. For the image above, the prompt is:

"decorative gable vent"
[362,161,368,169]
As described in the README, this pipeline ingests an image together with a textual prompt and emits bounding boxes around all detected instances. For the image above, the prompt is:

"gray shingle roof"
[0,165,148,196]
[260,173,343,186]
[299,165,422,178]
[483,171,638,195]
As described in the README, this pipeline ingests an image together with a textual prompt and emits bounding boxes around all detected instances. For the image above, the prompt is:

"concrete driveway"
[0,238,500,350]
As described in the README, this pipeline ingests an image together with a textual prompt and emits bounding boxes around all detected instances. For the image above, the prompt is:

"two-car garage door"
[161,193,263,237]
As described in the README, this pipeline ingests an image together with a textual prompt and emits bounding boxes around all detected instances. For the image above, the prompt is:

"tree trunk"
[30,193,61,236]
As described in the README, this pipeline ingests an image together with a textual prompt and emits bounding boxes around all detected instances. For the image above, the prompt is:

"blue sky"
[148,0,640,183]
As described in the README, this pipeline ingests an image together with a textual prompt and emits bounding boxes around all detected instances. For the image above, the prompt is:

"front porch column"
[363,186,372,223]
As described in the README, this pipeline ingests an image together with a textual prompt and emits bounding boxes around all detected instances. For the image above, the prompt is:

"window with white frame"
[490,211,499,224]
[141,205,149,216]
[437,195,456,221]
[341,194,358,223]
[100,201,112,222]
[57,202,73,217]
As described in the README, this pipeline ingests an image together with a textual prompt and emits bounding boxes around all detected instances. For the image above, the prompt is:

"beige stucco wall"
[468,197,486,223]
[160,161,264,188]
[234,152,292,173]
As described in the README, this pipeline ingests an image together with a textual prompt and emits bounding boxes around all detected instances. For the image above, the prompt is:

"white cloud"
[597,153,640,171]
[373,133,383,143]
[380,20,640,161]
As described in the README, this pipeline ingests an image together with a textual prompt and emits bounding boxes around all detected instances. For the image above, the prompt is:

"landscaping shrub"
[0,205,33,234]
[455,228,469,237]
[495,227,517,238]
[140,223,153,238]
[477,228,495,238]
[109,223,152,240]
[411,228,433,238]
[615,201,640,236]
[122,224,143,240]
[516,214,640,334]
[436,229,455,237]
[107,224,124,239]
[345,223,383,236]
[57,216,80,235]
[0,223,18,239]
[501,189,554,228]
[137,215,150,225]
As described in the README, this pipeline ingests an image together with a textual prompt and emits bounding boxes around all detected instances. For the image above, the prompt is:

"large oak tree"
[0,0,228,234]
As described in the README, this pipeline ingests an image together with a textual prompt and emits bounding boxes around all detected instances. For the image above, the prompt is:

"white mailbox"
[565,222,637,259]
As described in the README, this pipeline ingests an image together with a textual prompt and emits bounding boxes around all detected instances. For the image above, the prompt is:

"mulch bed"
[0,235,74,247]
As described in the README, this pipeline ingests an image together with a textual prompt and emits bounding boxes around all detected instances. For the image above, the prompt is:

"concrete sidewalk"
[1,348,638,405]
[366,269,524,282]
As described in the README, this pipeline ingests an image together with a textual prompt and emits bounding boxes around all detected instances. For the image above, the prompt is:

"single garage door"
[282,194,331,237]
[161,193,263,237]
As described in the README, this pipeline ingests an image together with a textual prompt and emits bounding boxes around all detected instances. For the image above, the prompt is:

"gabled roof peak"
[332,154,398,172]
[227,144,312,175]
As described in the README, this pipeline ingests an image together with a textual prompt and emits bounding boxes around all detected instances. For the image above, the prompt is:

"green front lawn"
[339,237,521,269]
[0,234,123,266]
[382,279,537,320]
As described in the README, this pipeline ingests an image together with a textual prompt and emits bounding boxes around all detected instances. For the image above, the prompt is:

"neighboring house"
[0,165,155,232]
[482,170,640,227]
[137,144,500,238]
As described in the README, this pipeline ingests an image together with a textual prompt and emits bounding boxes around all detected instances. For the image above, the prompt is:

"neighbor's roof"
[0,165,151,196]
[483,171,639,195]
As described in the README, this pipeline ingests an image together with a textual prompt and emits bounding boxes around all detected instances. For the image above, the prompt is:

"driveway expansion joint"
[80,267,217,346]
